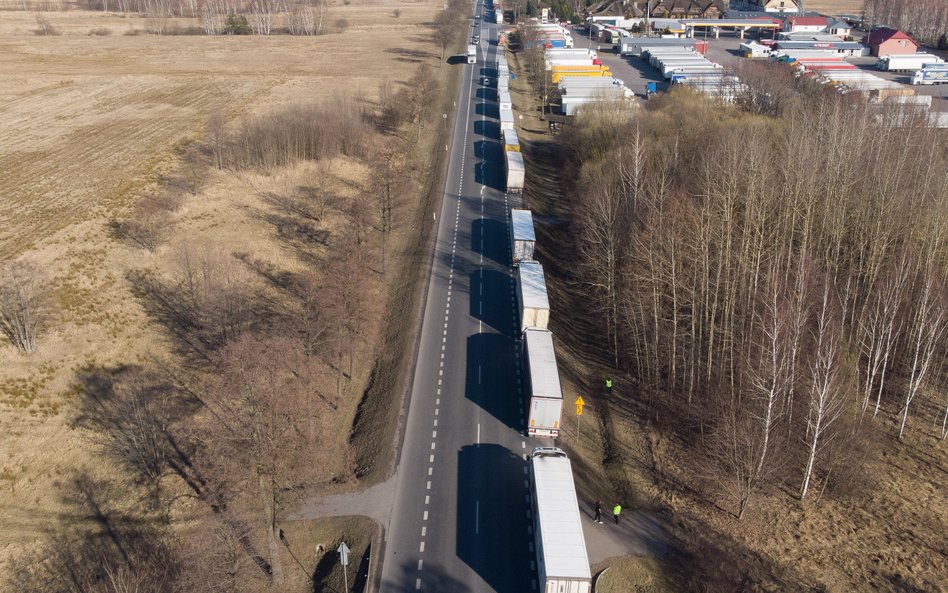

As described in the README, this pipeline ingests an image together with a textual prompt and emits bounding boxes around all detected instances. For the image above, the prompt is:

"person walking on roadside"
[594,500,603,524]
[613,503,621,525]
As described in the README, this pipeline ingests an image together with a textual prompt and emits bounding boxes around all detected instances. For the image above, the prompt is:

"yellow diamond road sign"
[575,396,585,415]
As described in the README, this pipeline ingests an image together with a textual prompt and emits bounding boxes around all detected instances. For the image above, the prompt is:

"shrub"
[335,18,349,33]
[88,27,112,36]
[33,15,61,36]
[223,14,251,35]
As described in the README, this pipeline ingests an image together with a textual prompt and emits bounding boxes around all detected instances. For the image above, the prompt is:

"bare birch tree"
[0,259,52,354]
[800,283,846,501]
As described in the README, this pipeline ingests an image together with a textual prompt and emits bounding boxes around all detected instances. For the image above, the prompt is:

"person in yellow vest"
[613,503,621,524]
[605,378,613,394]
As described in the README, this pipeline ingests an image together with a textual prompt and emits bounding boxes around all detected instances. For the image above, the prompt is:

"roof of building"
[826,19,851,30]
[787,16,830,27]
[866,27,918,47]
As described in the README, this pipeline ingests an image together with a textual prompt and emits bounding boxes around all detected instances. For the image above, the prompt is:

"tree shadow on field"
[4,471,178,593]
[71,364,208,509]
[386,47,434,63]
[126,267,275,367]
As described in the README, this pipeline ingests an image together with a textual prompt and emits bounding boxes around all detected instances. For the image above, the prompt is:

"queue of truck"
[486,20,591,593]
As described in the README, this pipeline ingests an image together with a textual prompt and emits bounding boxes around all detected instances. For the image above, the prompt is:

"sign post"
[338,542,351,592]
[575,396,585,440]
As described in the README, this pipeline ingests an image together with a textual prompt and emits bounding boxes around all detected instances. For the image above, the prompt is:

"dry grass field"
[0,0,442,574]
[802,0,866,16]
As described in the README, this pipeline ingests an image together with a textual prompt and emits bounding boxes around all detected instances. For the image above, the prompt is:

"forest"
[561,70,947,521]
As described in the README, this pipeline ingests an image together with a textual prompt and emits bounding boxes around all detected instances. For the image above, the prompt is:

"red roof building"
[784,16,830,32]
[865,27,920,57]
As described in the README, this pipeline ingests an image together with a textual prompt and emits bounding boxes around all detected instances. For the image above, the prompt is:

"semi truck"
[510,208,536,265]
[876,53,944,72]
[912,64,948,85]
[523,328,563,437]
[530,447,591,593]
[468,44,477,64]
[517,261,550,332]
[505,150,525,194]
[495,8,503,23]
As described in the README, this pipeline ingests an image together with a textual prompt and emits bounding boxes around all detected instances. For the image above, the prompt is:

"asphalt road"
[378,3,548,592]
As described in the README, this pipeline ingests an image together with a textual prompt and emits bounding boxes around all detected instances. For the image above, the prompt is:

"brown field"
[802,0,866,16]
[0,0,441,574]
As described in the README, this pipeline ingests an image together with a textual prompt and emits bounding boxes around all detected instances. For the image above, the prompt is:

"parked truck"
[505,149,525,194]
[468,44,477,64]
[876,53,944,72]
[499,106,515,131]
[912,64,948,85]
[530,447,591,593]
[502,128,521,152]
[498,90,513,110]
[517,261,550,332]
[510,208,536,265]
[523,328,563,437]
[495,8,503,23]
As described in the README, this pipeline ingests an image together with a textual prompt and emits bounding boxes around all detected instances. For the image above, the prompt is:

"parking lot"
[572,28,948,113]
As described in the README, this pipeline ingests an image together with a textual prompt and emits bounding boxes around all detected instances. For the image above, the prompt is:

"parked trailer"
[561,95,627,116]
[523,329,563,437]
[551,71,609,83]
[495,8,503,23]
[530,447,592,593]
[468,44,477,64]
[499,106,515,131]
[517,261,550,332]
[511,208,536,265]
[876,53,944,72]
[499,90,513,110]
[503,128,521,152]
[621,37,695,56]
[913,64,948,85]
[505,150,525,194]
[545,49,598,59]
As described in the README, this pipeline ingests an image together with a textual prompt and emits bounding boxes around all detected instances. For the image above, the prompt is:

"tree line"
[862,0,948,49]
[561,76,947,518]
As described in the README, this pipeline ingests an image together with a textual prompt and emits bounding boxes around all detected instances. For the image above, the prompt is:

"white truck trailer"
[912,64,948,85]
[499,90,513,110]
[505,150,525,194]
[876,53,944,72]
[517,261,550,332]
[499,106,515,131]
[523,328,563,437]
[468,44,477,64]
[530,447,592,593]
[510,208,536,265]
[502,128,520,152]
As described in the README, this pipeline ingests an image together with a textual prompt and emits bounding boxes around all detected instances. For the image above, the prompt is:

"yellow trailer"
[551,71,609,83]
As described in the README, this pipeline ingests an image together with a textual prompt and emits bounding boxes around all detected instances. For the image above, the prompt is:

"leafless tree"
[898,253,947,439]
[800,283,847,501]
[0,259,52,354]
